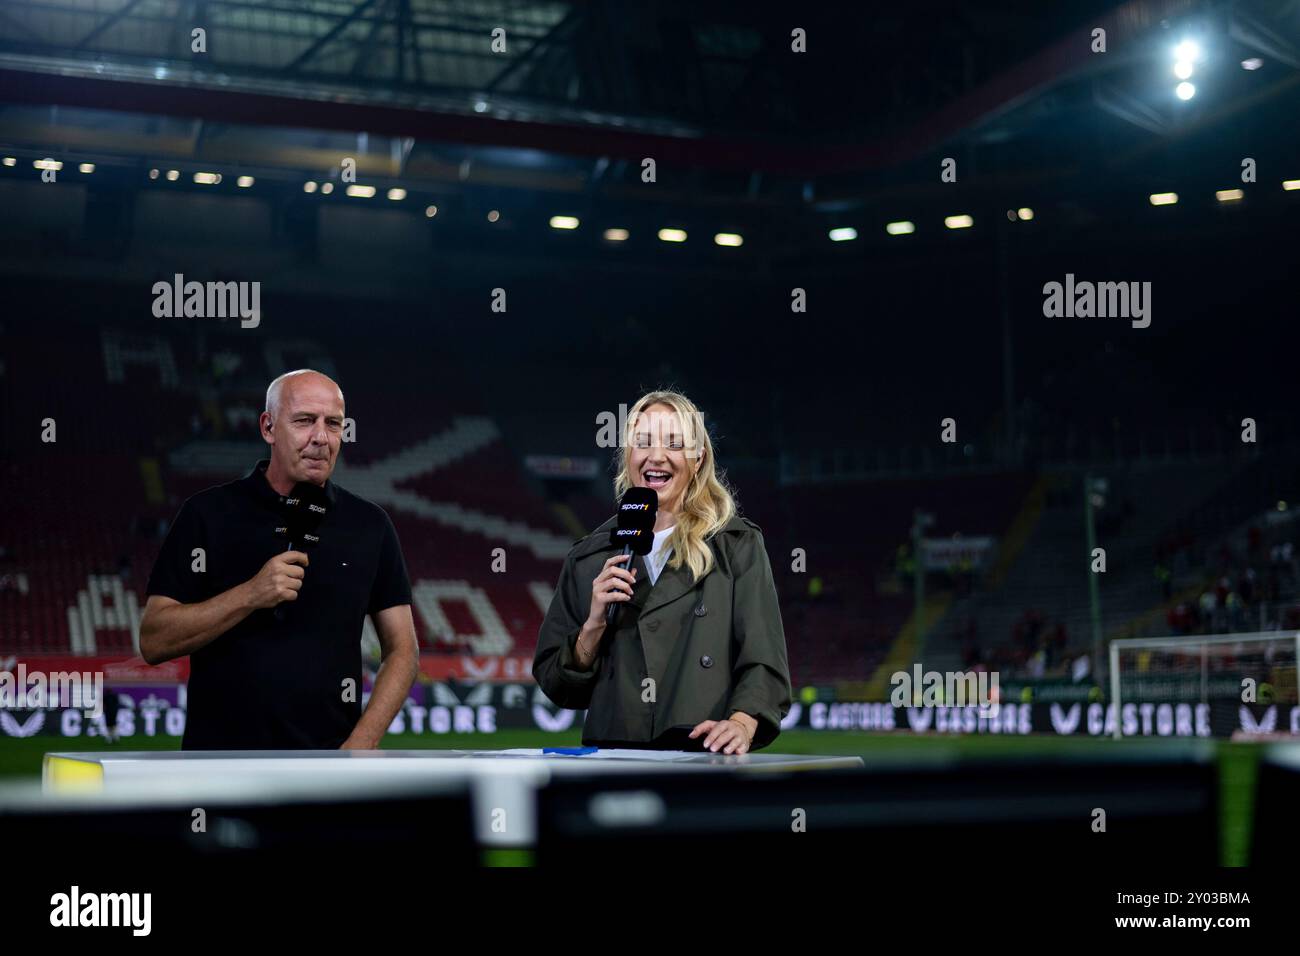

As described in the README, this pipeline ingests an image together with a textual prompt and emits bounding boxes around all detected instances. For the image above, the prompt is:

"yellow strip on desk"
[45,756,105,792]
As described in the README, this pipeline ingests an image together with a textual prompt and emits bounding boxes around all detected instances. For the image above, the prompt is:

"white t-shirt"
[645,525,675,585]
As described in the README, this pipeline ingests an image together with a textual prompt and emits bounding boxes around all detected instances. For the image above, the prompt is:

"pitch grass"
[0,731,1259,865]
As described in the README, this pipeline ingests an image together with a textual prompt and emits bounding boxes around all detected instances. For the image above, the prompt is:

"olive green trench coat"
[533,514,792,750]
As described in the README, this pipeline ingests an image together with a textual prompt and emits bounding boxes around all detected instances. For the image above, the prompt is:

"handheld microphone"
[606,487,657,624]
[276,481,331,551]
[273,481,330,620]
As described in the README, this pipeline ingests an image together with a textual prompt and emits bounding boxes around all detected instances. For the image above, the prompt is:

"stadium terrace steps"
[926,462,1257,675]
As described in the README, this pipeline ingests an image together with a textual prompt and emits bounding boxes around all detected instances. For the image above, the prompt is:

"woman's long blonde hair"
[614,390,736,583]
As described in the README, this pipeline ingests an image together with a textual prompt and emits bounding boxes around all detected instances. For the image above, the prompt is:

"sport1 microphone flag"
[277,481,330,550]
[606,487,657,623]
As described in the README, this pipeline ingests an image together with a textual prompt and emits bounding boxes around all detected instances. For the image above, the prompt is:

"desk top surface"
[47,749,863,769]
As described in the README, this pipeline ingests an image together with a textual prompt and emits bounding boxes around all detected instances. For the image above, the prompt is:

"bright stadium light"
[714,232,743,247]
[1174,60,1194,80]
[603,228,629,242]
[148,168,159,179]
[1283,180,1300,191]
[658,228,687,242]
[1175,81,1196,100]
[944,214,973,229]
[78,163,95,174]
[387,187,406,201]
[550,215,580,230]
[885,221,914,236]
[829,227,857,241]
[425,204,438,218]
[236,176,254,188]
[34,159,62,170]
[165,169,179,181]
[2,157,15,166]
[1149,192,1179,206]
[346,184,376,198]
[303,181,318,193]
[1242,58,1263,71]
[1174,40,1200,63]
[1215,189,1243,203]
[1017,207,1034,220]
[487,209,500,222]
[193,172,219,185]
[320,182,334,194]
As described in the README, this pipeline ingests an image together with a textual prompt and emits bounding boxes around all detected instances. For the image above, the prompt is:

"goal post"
[1109,631,1300,740]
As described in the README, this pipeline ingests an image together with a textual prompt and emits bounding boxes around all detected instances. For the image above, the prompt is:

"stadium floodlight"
[1242,58,1263,70]
[193,172,219,185]
[2,157,14,166]
[1176,81,1196,100]
[658,228,687,242]
[549,215,580,230]
[346,184,376,198]
[829,227,857,241]
[1283,180,1300,191]
[603,228,629,242]
[1173,40,1200,63]
[1149,192,1178,206]
[165,169,179,181]
[487,209,500,222]
[387,187,406,201]
[34,159,62,170]
[1216,189,1243,203]
[714,232,743,247]
[1174,60,1194,80]
[303,181,318,193]
[148,168,159,179]
[944,214,973,229]
[321,182,334,194]
[78,163,95,174]
[425,205,438,218]
[236,176,254,188]
[1017,207,1034,220]
[885,221,914,236]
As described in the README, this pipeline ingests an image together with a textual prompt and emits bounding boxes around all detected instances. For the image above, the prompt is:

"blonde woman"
[533,390,791,753]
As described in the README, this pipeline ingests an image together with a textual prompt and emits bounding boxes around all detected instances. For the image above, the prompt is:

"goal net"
[1108,631,1300,738]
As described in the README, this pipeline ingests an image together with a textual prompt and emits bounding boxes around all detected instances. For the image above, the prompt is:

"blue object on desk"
[542,746,599,755]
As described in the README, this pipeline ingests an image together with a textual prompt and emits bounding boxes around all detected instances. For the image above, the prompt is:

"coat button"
[700,655,714,668]
[645,620,660,631]
[694,606,708,617]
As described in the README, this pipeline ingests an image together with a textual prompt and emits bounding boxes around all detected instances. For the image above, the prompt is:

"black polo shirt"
[146,459,413,750]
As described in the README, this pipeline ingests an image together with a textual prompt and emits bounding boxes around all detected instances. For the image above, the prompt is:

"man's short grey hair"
[265,369,343,419]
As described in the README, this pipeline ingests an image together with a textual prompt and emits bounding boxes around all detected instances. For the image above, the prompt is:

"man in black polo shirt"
[140,369,419,750]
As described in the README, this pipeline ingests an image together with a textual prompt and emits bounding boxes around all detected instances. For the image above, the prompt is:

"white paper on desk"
[471,748,702,761]
[556,749,700,761]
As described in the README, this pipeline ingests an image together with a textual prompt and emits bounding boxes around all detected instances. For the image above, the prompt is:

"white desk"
[43,749,864,846]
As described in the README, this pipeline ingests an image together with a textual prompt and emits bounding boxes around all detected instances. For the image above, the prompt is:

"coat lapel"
[641,552,707,616]
[576,514,741,617]
[622,553,654,618]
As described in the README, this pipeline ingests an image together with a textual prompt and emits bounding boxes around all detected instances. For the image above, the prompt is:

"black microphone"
[606,487,657,624]
[273,481,330,620]
[280,481,330,551]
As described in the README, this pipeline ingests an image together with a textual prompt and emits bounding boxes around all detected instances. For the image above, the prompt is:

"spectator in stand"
[1226,590,1245,632]
[1154,562,1171,600]
[1198,589,1217,634]
[1166,601,1194,636]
